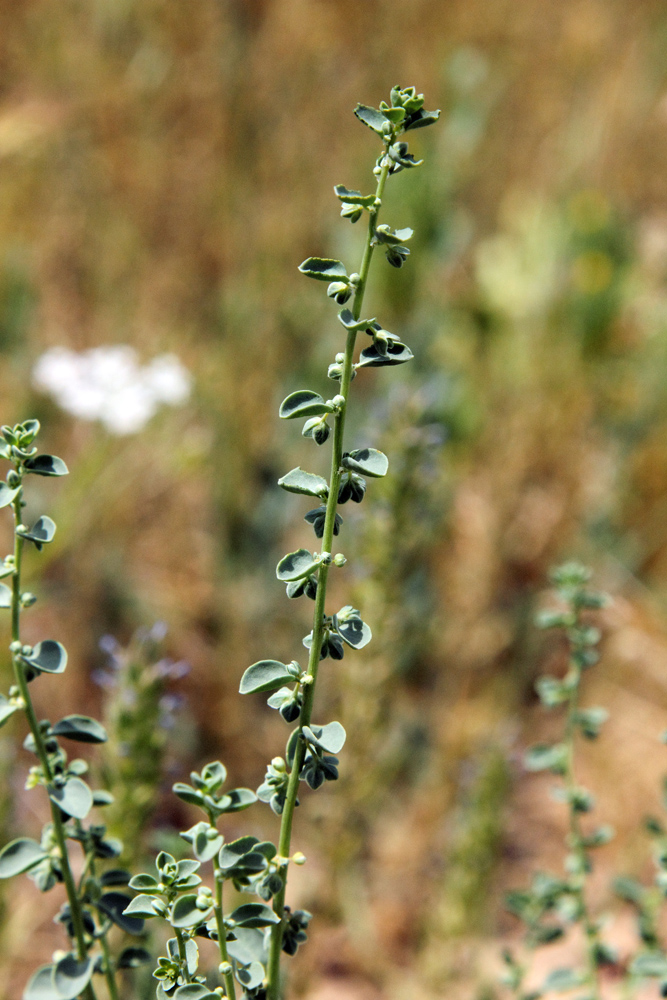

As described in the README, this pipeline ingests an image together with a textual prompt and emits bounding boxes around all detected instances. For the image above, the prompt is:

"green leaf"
[302,721,346,754]
[0,482,20,509]
[122,894,162,917]
[0,694,18,728]
[230,903,281,928]
[0,837,47,878]
[48,777,93,820]
[357,341,414,367]
[172,893,210,928]
[23,965,57,1000]
[172,782,205,807]
[354,103,391,135]
[20,640,67,675]
[333,185,376,208]
[335,616,371,649]
[298,258,348,281]
[338,308,375,331]
[278,467,328,498]
[218,787,257,813]
[97,892,145,934]
[240,660,296,695]
[0,583,11,608]
[183,821,224,863]
[117,947,152,969]
[236,962,265,991]
[524,744,568,774]
[51,715,107,744]
[279,390,334,420]
[218,836,266,873]
[23,455,69,477]
[21,516,56,549]
[226,927,268,966]
[128,872,159,891]
[403,108,441,131]
[342,448,388,478]
[276,549,320,583]
[52,955,94,1000]
[374,224,414,245]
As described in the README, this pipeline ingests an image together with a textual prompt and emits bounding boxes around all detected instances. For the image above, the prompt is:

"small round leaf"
[48,777,93,820]
[240,660,295,695]
[276,549,320,583]
[279,391,333,420]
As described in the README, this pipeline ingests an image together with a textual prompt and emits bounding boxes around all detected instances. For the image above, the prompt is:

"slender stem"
[175,928,192,984]
[214,875,237,1000]
[563,656,602,1000]
[9,487,98,1000]
[265,142,393,1000]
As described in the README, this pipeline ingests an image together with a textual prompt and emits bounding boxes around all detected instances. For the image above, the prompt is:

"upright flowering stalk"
[126,87,439,1000]
[247,86,440,999]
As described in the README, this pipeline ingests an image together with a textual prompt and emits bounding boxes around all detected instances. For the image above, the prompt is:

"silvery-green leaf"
[0,837,47,878]
[279,391,333,420]
[342,448,388,478]
[52,954,93,1000]
[276,549,320,582]
[278,467,328,498]
[21,516,56,548]
[0,694,18,728]
[333,185,376,207]
[48,777,93,820]
[23,455,69,477]
[230,902,280,928]
[354,104,390,135]
[302,721,346,754]
[236,962,265,991]
[298,258,348,281]
[52,715,107,744]
[240,661,296,696]
[23,965,56,1000]
[0,482,20,509]
[20,640,67,675]
[338,309,375,331]
[357,341,414,368]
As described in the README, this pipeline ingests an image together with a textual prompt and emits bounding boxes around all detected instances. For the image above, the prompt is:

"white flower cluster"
[32,345,192,435]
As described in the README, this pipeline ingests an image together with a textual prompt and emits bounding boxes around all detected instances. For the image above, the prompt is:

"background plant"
[0,420,149,1000]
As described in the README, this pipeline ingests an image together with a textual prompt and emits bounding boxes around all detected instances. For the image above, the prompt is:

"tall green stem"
[265,144,393,1000]
[9,488,98,1000]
